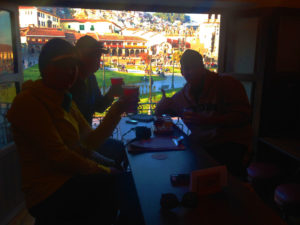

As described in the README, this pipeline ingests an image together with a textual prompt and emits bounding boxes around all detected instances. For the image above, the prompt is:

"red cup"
[123,85,139,114]
[110,77,124,85]
[110,77,124,97]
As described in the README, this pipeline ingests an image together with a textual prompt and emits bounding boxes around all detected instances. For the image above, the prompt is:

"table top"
[117,118,287,225]
[259,137,300,161]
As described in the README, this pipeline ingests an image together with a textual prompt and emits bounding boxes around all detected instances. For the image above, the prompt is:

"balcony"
[125,45,147,49]
[105,45,123,48]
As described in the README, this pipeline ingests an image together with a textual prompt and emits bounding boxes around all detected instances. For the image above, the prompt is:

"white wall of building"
[19,8,38,28]
[62,21,120,34]
[197,15,220,59]
[37,11,60,28]
[19,7,60,28]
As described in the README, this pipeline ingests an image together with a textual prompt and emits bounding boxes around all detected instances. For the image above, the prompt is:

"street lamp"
[148,48,153,115]
[102,53,106,94]
[117,45,119,67]
[172,48,174,89]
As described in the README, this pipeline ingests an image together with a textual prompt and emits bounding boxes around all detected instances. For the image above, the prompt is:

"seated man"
[7,38,133,225]
[70,35,125,167]
[155,49,252,178]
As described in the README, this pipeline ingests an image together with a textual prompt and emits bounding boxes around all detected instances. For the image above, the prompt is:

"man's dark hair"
[75,35,108,54]
[38,38,76,77]
[180,49,204,68]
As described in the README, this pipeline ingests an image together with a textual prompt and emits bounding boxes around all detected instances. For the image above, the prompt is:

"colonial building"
[197,14,221,61]
[61,19,122,35]
[20,27,66,68]
[98,34,147,57]
[19,6,60,28]
[26,27,65,52]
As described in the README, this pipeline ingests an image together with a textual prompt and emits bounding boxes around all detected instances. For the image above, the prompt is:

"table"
[259,137,300,161]
[117,118,287,225]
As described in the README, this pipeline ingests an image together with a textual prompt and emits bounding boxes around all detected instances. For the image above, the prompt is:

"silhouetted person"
[70,35,126,167]
[156,49,252,178]
[7,38,133,225]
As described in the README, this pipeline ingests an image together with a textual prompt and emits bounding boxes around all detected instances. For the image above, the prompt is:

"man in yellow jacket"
[7,38,133,225]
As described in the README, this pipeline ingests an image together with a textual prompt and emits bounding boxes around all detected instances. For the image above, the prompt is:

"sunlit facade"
[19,6,60,28]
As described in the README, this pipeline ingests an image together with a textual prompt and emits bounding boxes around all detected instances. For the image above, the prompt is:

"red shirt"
[156,71,252,148]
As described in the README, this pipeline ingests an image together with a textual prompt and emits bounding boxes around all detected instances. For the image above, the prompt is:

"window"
[0,84,16,147]
[0,10,14,75]
[38,12,40,17]
[38,20,40,26]
[17,7,221,118]
[0,10,18,148]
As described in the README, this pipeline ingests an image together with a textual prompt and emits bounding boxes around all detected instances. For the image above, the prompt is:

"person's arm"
[155,89,178,116]
[75,99,123,151]
[7,94,110,174]
[183,76,251,128]
[91,75,114,113]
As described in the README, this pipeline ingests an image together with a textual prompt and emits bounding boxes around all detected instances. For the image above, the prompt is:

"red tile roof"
[19,6,35,9]
[124,36,147,42]
[64,30,84,40]
[20,27,30,37]
[0,44,13,52]
[27,27,65,37]
[85,33,100,40]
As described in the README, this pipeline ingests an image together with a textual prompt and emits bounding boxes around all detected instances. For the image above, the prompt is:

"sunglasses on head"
[160,192,198,210]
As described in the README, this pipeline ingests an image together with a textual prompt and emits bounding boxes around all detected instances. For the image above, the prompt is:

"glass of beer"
[123,85,139,114]
[110,77,124,97]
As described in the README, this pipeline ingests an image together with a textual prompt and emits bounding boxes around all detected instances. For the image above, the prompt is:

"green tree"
[153,13,189,24]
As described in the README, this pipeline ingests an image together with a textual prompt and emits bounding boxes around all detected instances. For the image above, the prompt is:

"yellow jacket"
[6,80,121,208]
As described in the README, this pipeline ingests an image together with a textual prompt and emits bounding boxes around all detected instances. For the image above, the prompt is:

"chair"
[274,183,300,223]
[247,162,283,201]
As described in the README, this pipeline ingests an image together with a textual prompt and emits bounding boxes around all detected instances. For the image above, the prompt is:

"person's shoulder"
[13,86,37,106]
[7,88,40,122]
[218,73,238,82]
[217,73,243,86]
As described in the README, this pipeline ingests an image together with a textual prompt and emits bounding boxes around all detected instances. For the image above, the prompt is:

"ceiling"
[7,0,300,12]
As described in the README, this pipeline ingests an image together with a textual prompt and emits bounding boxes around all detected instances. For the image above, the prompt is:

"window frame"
[79,24,85,30]
[0,6,23,84]
[0,4,23,150]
